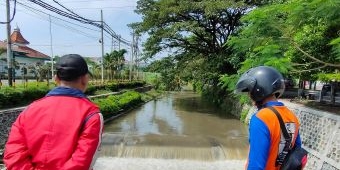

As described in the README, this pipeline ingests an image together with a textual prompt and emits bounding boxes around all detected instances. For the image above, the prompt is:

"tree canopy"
[228,0,340,81]
[133,0,250,91]
[135,0,340,100]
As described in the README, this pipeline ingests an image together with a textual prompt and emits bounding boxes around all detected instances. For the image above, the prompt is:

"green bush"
[22,86,50,102]
[85,84,106,95]
[95,98,120,119]
[0,81,146,109]
[93,91,142,119]
[240,108,250,123]
[0,87,24,108]
[106,83,119,92]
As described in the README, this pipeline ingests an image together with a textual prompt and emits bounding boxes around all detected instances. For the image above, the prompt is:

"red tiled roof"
[0,41,50,59]
[16,46,49,59]
[10,28,29,45]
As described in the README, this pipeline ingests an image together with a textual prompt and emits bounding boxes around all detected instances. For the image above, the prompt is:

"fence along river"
[94,92,249,170]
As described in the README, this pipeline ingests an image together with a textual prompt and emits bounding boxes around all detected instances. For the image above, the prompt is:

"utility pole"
[135,35,139,80]
[111,36,113,52]
[49,15,54,78]
[118,35,121,50]
[129,33,134,81]
[100,10,104,83]
[6,0,13,86]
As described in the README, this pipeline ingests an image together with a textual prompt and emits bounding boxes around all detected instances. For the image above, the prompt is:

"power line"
[16,1,100,40]
[70,6,135,10]
[16,1,100,33]
[29,44,114,47]
[0,0,17,24]
[54,0,136,3]
[25,0,131,46]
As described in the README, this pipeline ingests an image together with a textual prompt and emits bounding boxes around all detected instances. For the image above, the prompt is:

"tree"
[227,0,340,84]
[132,0,250,96]
[0,48,5,55]
[103,49,127,80]
[144,56,179,90]
[34,62,50,82]
[84,57,100,80]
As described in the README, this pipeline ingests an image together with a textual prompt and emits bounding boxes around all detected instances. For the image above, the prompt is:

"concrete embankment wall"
[0,108,23,155]
[245,101,340,170]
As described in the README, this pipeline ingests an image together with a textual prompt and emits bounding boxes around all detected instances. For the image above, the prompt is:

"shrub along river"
[94,91,249,170]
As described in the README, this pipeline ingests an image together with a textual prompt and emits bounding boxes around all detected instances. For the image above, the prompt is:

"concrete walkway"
[94,157,246,170]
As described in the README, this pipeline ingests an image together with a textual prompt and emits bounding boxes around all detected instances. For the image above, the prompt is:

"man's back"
[4,87,103,170]
[248,102,301,170]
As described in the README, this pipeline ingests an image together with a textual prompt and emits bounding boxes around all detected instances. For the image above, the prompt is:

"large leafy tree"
[144,56,179,90]
[227,0,340,84]
[132,0,248,90]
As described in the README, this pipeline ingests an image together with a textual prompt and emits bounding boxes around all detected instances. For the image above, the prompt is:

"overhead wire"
[27,0,102,29]
[26,0,131,46]
[55,0,136,3]
[17,1,100,33]
[16,1,100,40]
[70,6,136,10]
[0,0,17,24]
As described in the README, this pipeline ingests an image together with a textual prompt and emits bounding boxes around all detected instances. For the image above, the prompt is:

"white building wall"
[0,53,46,78]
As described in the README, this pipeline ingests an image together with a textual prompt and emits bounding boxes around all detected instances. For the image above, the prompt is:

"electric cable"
[0,0,17,24]
[27,0,131,46]
[17,1,100,33]
[16,1,99,40]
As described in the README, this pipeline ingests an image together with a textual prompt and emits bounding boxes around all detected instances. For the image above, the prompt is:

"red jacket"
[4,87,103,170]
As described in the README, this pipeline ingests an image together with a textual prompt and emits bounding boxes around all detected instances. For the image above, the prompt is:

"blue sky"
[0,0,141,59]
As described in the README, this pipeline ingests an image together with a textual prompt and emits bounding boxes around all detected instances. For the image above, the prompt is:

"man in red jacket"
[4,54,104,170]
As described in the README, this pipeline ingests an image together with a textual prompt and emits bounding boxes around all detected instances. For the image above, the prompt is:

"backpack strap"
[267,106,291,140]
[267,106,292,166]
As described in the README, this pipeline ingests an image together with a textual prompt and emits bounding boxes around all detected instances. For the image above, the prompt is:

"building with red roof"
[0,26,50,78]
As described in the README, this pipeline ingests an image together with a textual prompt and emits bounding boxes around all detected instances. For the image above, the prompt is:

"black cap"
[56,54,91,81]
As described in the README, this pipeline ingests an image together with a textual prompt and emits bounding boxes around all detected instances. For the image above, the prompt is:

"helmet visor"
[234,76,256,94]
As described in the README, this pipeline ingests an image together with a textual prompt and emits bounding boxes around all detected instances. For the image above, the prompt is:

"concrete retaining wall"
[0,108,24,151]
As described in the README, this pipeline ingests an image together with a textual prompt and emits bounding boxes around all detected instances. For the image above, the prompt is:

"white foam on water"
[94,157,246,170]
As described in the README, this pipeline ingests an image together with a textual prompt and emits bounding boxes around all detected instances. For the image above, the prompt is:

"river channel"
[94,91,249,170]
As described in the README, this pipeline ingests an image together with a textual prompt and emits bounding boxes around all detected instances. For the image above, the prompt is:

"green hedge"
[85,81,145,95]
[0,81,146,109]
[93,91,142,119]
[0,87,24,108]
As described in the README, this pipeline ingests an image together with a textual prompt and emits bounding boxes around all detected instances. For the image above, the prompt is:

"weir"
[0,92,339,170]
[94,92,249,169]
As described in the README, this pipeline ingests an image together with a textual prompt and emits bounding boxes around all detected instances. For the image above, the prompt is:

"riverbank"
[283,98,340,115]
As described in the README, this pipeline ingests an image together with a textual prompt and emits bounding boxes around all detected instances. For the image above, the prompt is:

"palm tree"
[104,49,127,80]
[84,57,100,80]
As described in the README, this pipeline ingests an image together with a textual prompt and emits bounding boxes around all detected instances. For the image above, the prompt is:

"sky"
[0,0,142,60]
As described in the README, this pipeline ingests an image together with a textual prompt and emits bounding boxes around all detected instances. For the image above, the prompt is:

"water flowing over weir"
[94,92,249,170]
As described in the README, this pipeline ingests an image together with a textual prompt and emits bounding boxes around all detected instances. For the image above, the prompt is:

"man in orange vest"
[235,66,304,170]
